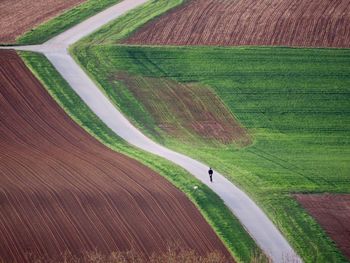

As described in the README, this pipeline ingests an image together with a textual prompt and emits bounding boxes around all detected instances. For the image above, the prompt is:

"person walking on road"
[208,167,213,182]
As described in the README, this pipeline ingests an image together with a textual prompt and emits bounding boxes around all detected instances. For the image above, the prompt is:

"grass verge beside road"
[19,51,264,263]
[16,0,121,45]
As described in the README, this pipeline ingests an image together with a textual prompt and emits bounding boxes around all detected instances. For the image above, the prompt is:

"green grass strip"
[19,50,264,263]
[16,0,121,45]
[76,0,184,46]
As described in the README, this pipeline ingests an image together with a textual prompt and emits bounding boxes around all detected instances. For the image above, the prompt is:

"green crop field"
[16,0,122,45]
[71,1,350,261]
[20,51,264,263]
[74,44,350,263]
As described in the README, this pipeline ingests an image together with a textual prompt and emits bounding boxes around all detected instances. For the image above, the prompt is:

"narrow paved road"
[2,0,302,262]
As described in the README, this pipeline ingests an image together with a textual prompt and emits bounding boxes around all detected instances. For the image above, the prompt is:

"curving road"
[2,0,302,262]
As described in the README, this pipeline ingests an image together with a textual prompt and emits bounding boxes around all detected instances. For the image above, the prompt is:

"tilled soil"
[295,194,350,260]
[0,0,85,44]
[0,50,233,262]
[124,0,350,48]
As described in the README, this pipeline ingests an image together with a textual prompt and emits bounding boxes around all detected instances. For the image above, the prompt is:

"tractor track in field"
[0,0,302,262]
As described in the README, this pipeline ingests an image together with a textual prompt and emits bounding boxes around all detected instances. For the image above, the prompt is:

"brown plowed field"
[295,194,350,259]
[124,0,350,48]
[0,50,232,262]
[0,0,85,44]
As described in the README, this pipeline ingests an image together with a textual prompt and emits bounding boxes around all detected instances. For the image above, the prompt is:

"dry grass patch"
[116,72,250,145]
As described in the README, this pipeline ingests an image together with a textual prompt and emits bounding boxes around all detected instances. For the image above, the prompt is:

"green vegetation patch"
[76,0,184,45]
[72,42,350,262]
[16,0,121,45]
[20,51,263,263]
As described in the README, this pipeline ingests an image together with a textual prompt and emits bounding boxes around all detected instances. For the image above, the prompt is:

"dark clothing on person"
[208,168,213,182]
